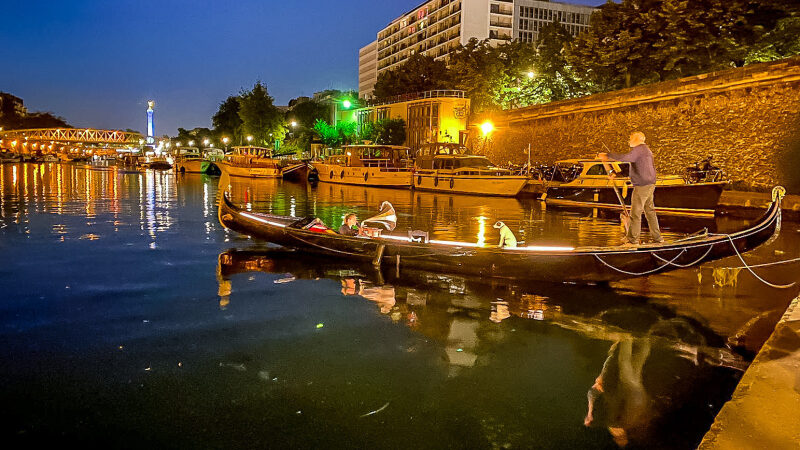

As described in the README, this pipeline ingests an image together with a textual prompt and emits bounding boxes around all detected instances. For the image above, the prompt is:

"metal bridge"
[0,128,144,154]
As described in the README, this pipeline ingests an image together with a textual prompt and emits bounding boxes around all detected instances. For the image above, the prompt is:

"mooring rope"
[723,235,796,289]
[594,249,687,276]
[651,244,715,268]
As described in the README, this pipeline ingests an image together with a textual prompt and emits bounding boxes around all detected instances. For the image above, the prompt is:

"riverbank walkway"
[700,295,800,448]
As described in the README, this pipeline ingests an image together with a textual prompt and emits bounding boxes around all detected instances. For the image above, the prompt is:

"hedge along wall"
[473,56,800,192]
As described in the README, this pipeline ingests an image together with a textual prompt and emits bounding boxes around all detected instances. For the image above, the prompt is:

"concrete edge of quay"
[699,295,800,449]
[717,191,800,222]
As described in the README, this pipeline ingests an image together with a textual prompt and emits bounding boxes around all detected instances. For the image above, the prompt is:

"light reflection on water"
[0,162,799,449]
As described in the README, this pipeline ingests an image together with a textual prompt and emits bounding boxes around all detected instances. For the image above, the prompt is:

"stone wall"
[474,57,800,192]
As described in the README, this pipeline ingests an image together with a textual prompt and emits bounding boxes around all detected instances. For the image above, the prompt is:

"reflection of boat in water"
[311,145,414,188]
[216,247,750,446]
[541,159,727,217]
[217,146,304,178]
[218,186,785,283]
[413,143,527,196]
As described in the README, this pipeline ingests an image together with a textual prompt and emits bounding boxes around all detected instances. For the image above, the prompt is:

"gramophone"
[360,201,396,237]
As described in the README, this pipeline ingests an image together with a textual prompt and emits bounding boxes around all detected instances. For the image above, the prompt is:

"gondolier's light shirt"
[609,144,657,186]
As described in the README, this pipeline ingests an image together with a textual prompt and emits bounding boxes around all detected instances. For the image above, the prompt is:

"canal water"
[1,162,798,449]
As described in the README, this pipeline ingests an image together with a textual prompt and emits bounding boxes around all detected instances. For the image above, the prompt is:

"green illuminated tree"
[237,81,286,147]
[373,119,406,146]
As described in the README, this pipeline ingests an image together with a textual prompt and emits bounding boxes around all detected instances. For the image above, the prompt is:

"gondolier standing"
[598,132,663,246]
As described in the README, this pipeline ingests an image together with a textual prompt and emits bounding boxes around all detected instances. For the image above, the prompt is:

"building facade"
[0,92,27,119]
[358,0,596,99]
[340,90,471,152]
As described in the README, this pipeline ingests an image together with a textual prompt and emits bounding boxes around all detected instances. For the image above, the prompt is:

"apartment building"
[358,0,597,99]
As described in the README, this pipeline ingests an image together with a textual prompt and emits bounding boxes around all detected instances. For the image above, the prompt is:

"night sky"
[2,0,601,136]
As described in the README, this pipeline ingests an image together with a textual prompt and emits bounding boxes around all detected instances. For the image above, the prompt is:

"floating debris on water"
[316,323,324,329]
[275,276,296,284]
[360,402,390,418]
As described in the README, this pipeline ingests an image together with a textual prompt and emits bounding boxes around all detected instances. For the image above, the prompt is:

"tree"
[373,53,453,99]
[531,21,590,102]
[566,0,800,90]
[373,119,406,146]
[212,96,243,144]
[237,81,286,147]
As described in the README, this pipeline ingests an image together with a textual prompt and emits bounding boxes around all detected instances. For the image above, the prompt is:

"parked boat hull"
[413,172,527,196]
[312,163,412,188]
[545,182,726,217]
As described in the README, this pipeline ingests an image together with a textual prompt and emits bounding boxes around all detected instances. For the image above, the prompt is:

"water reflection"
[216,247,752,446]
[2,162,799,448]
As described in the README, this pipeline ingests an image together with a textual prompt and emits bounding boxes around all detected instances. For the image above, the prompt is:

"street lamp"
[188,140,194,147]
[291,121,297,128]
[222,137,229,152]
[203,138,210,147]
[247,135,253,144]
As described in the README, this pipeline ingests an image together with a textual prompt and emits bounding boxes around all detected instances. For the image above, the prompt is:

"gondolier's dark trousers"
[627,184,662,244]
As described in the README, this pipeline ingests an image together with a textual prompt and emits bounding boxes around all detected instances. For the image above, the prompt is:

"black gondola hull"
[218,190,782,283]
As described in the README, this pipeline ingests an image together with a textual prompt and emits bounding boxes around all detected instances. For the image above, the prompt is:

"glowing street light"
[246,135,253,143]
[527,71,535,79]
[342,100,352,109]
[188,140,195,146]
[222,137,230,152]
[176,141,182,147]
[203,138,210,147]
[481,121,495,136]
[290,121,297,128]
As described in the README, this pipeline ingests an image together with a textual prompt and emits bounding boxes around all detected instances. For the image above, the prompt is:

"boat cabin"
[226,146,279,169]
[330,145,413,169]
[416,142,509,175]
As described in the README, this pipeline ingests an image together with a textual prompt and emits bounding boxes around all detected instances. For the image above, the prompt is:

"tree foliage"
[312,120,358,148]
[237,81,286,147]
[373,53,452,99]
[212,96,243,143]
[566,0,800,90]
[372,119,406,146]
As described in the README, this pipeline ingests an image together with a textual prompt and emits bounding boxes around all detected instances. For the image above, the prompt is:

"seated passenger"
[494,221,518,248]
[338,213,361,236]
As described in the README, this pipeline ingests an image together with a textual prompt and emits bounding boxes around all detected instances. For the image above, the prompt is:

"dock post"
[372,244,385,267]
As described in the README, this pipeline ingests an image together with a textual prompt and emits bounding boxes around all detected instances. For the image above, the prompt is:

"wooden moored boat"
[217,146,303,178]
[218,185,786,283]
[540,159,727,216]
[413,143,528,196]
[311,145,414,188]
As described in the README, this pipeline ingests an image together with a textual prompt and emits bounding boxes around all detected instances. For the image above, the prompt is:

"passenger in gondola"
[338,213,362,236]
[598,131,663,246]
[493,221,517,248]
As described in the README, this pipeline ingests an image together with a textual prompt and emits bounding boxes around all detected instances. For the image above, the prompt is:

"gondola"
[217,186,786,283]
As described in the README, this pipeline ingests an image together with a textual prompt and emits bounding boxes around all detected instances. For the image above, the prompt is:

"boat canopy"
[417,142,469,157]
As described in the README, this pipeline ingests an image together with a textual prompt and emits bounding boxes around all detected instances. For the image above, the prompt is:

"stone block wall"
[474,57,800,192]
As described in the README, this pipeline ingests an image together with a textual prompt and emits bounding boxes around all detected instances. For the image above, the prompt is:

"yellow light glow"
[481,121,494,136]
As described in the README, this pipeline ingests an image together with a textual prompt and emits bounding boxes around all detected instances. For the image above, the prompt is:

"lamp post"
[222,137,229,153]
[203,138,210,148]
[247,135,253,145]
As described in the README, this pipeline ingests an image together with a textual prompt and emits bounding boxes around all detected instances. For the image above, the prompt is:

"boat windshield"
[551,163,583,182]
[434,156,496,170]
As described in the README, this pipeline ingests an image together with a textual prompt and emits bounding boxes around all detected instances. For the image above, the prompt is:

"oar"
[600,143,631,233]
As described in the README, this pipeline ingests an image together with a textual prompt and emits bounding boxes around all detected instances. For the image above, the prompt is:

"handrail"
[364,90,465,107]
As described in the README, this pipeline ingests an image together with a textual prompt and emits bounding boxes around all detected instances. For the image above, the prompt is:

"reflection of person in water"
[585,338,652,447]
[340,278,396,314]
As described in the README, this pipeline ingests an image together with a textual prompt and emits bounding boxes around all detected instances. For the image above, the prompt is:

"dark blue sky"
[1,0,600,136]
